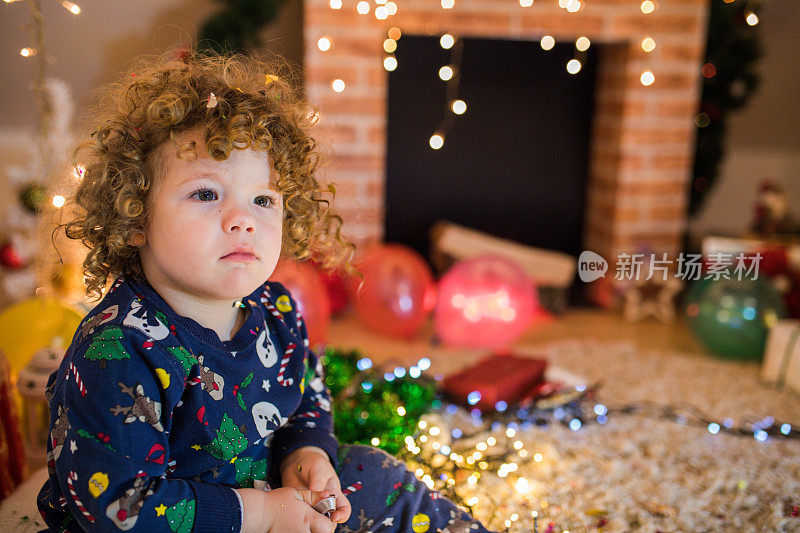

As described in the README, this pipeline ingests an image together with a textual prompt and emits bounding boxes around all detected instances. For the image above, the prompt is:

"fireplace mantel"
[304,0,708,264]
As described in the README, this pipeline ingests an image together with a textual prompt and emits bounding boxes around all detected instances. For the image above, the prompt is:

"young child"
[37,52,492,533]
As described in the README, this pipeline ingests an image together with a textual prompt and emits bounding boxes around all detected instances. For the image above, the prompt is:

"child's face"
[139,129,283,304]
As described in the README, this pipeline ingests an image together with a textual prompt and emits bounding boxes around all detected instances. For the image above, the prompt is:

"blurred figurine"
[752,180,793,237]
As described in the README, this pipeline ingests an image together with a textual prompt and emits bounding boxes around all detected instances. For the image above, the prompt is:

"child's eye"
[254,195,277,208]
[190,189,218,202]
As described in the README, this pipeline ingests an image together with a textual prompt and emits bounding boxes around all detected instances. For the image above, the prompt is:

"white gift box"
[761,319,800,394]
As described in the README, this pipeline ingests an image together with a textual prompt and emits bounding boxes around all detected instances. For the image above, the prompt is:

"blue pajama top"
[37,277,336,532]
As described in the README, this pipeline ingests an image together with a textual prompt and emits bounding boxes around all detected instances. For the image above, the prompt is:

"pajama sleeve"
[46,325,242,532]
[269,287,339,477]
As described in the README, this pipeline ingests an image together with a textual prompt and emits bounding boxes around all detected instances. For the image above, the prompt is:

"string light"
[317,37,331,52]
[19,47,36,57]
[440,34,455,49]
[641,0,655,14]
[641,36,656,52]
[386,2,397,16]
[429,133,444,150]
[566,59,582,74]
[438,65,454,81]
[451,99,466,115]
[331,79,346,92]
[745,12,759,26]
[384,38,397,53]
[329,0,342,8]
[519,0,533,6]
[566,0,581,13]
[375,5,388,20]
[441,0,454,9]
[640,70,655,86]
[388,27,401,40]
[60,0,80,14]
[356,1,369,14]
[575,36,590,52]
[52,195,65,208]
[540,35,555,51]
[383,57,397,71]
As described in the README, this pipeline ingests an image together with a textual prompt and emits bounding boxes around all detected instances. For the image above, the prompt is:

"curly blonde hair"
[64,51,354,299]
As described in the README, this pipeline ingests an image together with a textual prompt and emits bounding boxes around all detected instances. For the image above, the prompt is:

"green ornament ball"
[19,184,47,214]
[684,277,786,360]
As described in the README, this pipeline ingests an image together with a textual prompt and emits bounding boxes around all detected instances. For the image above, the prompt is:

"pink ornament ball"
[353,243,436,339]
[434,254,544,350]
[269,259,331,347]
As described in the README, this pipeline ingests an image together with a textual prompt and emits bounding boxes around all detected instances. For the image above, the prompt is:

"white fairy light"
[440,34,455,49]
[329,0,342,8]
[575,36,590,51]
[641,37,656,52]
[566,59,582,74]
[317,37,332,52]
[384,56,398,71]
[429,133,444,150]
[640,70,655,86]
[451,99,466,114]
[331,79,346,92]
[540,35,555,51]
[356,1,370,14]
[439,65,454,81]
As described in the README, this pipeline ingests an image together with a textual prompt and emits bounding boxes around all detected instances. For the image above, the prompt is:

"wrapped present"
[761,319,800,394]
[442,353,547,411]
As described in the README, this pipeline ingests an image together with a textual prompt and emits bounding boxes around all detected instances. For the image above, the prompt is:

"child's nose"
[221,205,255,233]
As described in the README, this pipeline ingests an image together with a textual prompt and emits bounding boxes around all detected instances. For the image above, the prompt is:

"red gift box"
[442,353,547,411]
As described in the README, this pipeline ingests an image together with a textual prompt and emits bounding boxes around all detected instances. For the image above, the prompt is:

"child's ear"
[127,230,146,247]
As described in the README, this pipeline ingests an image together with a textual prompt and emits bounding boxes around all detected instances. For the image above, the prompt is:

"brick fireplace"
[304,0,708,264]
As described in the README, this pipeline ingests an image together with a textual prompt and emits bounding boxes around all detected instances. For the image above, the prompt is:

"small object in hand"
[313,495,336,517]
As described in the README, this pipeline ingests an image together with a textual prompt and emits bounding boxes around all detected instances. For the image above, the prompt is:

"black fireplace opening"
[385,35,598,268]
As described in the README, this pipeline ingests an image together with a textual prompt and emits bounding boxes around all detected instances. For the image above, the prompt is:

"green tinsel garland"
[322,347,439,455]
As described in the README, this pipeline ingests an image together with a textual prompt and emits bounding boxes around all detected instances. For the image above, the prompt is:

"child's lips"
[221,248,259,262]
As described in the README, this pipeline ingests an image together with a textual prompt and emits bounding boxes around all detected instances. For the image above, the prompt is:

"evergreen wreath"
[690,0,762,215]
[196,0,287,55]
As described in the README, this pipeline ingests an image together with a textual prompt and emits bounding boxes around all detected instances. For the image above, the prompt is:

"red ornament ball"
[0,241,25,270]
[269,259,331,347]
[352,243,436,339]
[434,254,546,350]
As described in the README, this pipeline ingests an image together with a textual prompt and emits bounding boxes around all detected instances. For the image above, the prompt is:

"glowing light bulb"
[329,0,342,8]
[429,133,444,150]
[533,453,543,462]
[383,38,397,53]
[515,477,529,493]
[439,66,454,81]
[384,56,398,71]
[566,0,581,12]
[540,35,555,51]
[641,0,655,14]
[566,59,582,74]
[20,47,36,57]
[375,5,388,19]
[641,37,656,52]
[317,37,332,51]
[52,195,66,208]
[440,34,455,49]
[575,36,590,51]
[441,0,454,8]
[520,0,533,6]
[450,99,466,115]
[331,79,346,92]
[640,70,655,86]
[371,437,380,446]
[356,1,370,14]
[61,1,80,14]
[388,27,402,40]
[746,12,759,26]
[386,2,397,15]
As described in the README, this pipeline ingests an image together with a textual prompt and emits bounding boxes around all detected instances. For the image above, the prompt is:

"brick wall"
[305,0,708,262]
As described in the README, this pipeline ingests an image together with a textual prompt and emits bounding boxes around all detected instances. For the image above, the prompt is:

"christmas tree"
[202,414,248,461]
[163,498,195,533]
[84,327,129,368]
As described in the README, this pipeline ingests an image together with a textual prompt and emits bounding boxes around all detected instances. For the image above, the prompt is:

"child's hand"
[237,487,336,533]
[280,446,352,524]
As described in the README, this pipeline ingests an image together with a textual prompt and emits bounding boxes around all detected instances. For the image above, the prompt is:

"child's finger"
[303,462,328,492]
